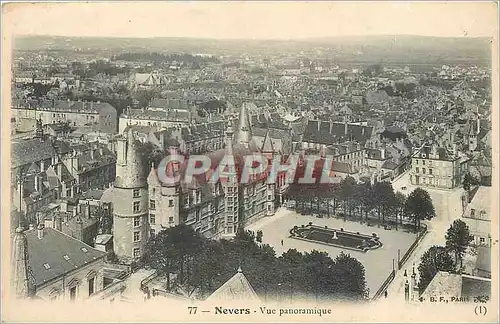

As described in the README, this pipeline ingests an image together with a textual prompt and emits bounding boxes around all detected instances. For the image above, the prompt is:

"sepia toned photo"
[1,1,498,322]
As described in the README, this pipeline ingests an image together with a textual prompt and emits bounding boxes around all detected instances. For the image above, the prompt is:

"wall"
[35,257,106,301]
[112,186,149,262]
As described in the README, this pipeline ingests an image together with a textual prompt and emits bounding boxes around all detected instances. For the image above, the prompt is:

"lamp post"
[404,280,410,302]
[397,249,401,269]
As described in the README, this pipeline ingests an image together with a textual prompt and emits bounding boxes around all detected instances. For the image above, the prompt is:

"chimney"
[34,175,40,193]
[344,120,348,135]
[381,148,386,160]
[37,223,44,239]
[72,207,77,218]
[99,147,103,155]
[317,120,320,132]
[85,202,91,219]
[329,120,333,133]
[40,160,45,172]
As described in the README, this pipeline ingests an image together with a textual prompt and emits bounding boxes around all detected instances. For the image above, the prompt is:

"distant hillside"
[13,35,491,66]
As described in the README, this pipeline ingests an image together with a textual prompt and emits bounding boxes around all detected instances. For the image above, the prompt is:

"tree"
[394,192,407,230]
[256,230,263,243]
[358,182,375,222]
[445,219,473,269]
[405,188,436,231]
[462,172,479,195]
[373,182,396,225]
[142,224,203,286]
[330,252,369,300]
[418,246,455,293]
[339,176,356,220]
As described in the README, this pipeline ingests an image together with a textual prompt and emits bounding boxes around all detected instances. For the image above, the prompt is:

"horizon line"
[14,33,493,42]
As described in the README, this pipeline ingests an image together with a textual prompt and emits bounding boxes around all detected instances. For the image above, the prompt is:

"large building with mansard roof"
[104,103,291,264]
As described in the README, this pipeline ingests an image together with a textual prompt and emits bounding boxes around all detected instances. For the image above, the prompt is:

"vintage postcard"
[1,1,498,322]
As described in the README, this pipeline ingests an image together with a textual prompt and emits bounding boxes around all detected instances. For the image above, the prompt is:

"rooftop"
[24,227,106,287]
[206,268,260,302]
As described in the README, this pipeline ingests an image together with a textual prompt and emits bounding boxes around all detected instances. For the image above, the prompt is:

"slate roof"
[381,160,399,170]
[123,109,191,122]
[24,227,106,287]
[365,90,390,105]
[12,138,71,169]
[76,146,116,174]
[422,271,492,299]
[303,120,373,145]
[461,275,491,297]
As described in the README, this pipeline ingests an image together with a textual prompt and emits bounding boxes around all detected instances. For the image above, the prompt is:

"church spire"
[235,103,253,148]
[225,119,234,156]
[11,226,34,299]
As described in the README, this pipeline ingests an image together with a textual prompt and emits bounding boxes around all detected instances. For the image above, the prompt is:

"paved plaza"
[386,170,465,302]
[246,208,417,298]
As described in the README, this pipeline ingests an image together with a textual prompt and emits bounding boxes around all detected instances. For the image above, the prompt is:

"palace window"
[133,201,140,213]
[133,189,140,198]
[149,199,155,210]
[429,169,433,175]
[415,167,419,173]
[150,229,155,238]
[169,199,174,207]
[134,216,141,227]
[149,214,155,225]
[133,231,140,242]
[169,216,174,223]
[133,248,140,258]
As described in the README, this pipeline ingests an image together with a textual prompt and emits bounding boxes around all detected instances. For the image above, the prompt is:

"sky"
[2,1,498,39]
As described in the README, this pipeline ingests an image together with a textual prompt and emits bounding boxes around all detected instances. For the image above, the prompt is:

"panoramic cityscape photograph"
[2,1,498,323]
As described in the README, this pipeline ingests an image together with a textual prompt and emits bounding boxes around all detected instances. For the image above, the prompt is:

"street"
[384,171,465,302]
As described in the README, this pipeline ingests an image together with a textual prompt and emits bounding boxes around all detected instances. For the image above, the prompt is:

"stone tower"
[221,121,239,238]
[235,103,253,148]
[147,145,182,237]
[112,129,149,263]
[11,225,34,299]
[261,132,276,216]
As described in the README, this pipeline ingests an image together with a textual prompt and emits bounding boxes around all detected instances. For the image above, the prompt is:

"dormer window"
[43,263,51,270]
[63,255,71,261]
[81,247,88,253]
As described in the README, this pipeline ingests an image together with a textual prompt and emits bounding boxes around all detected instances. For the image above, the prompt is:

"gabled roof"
[24,227,106,287]
[261,131,274,152]
[206,268,260,302]
[12,138,71,169]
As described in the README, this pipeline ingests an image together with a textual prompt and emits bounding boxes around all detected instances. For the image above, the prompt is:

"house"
[12,99,117,134]
[11,224,109,301]
[462,186,491,247]
[409,144,469,189]
[11,136,77,225]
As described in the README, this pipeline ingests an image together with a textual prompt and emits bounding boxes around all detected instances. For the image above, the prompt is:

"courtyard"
[246,208,417,298]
